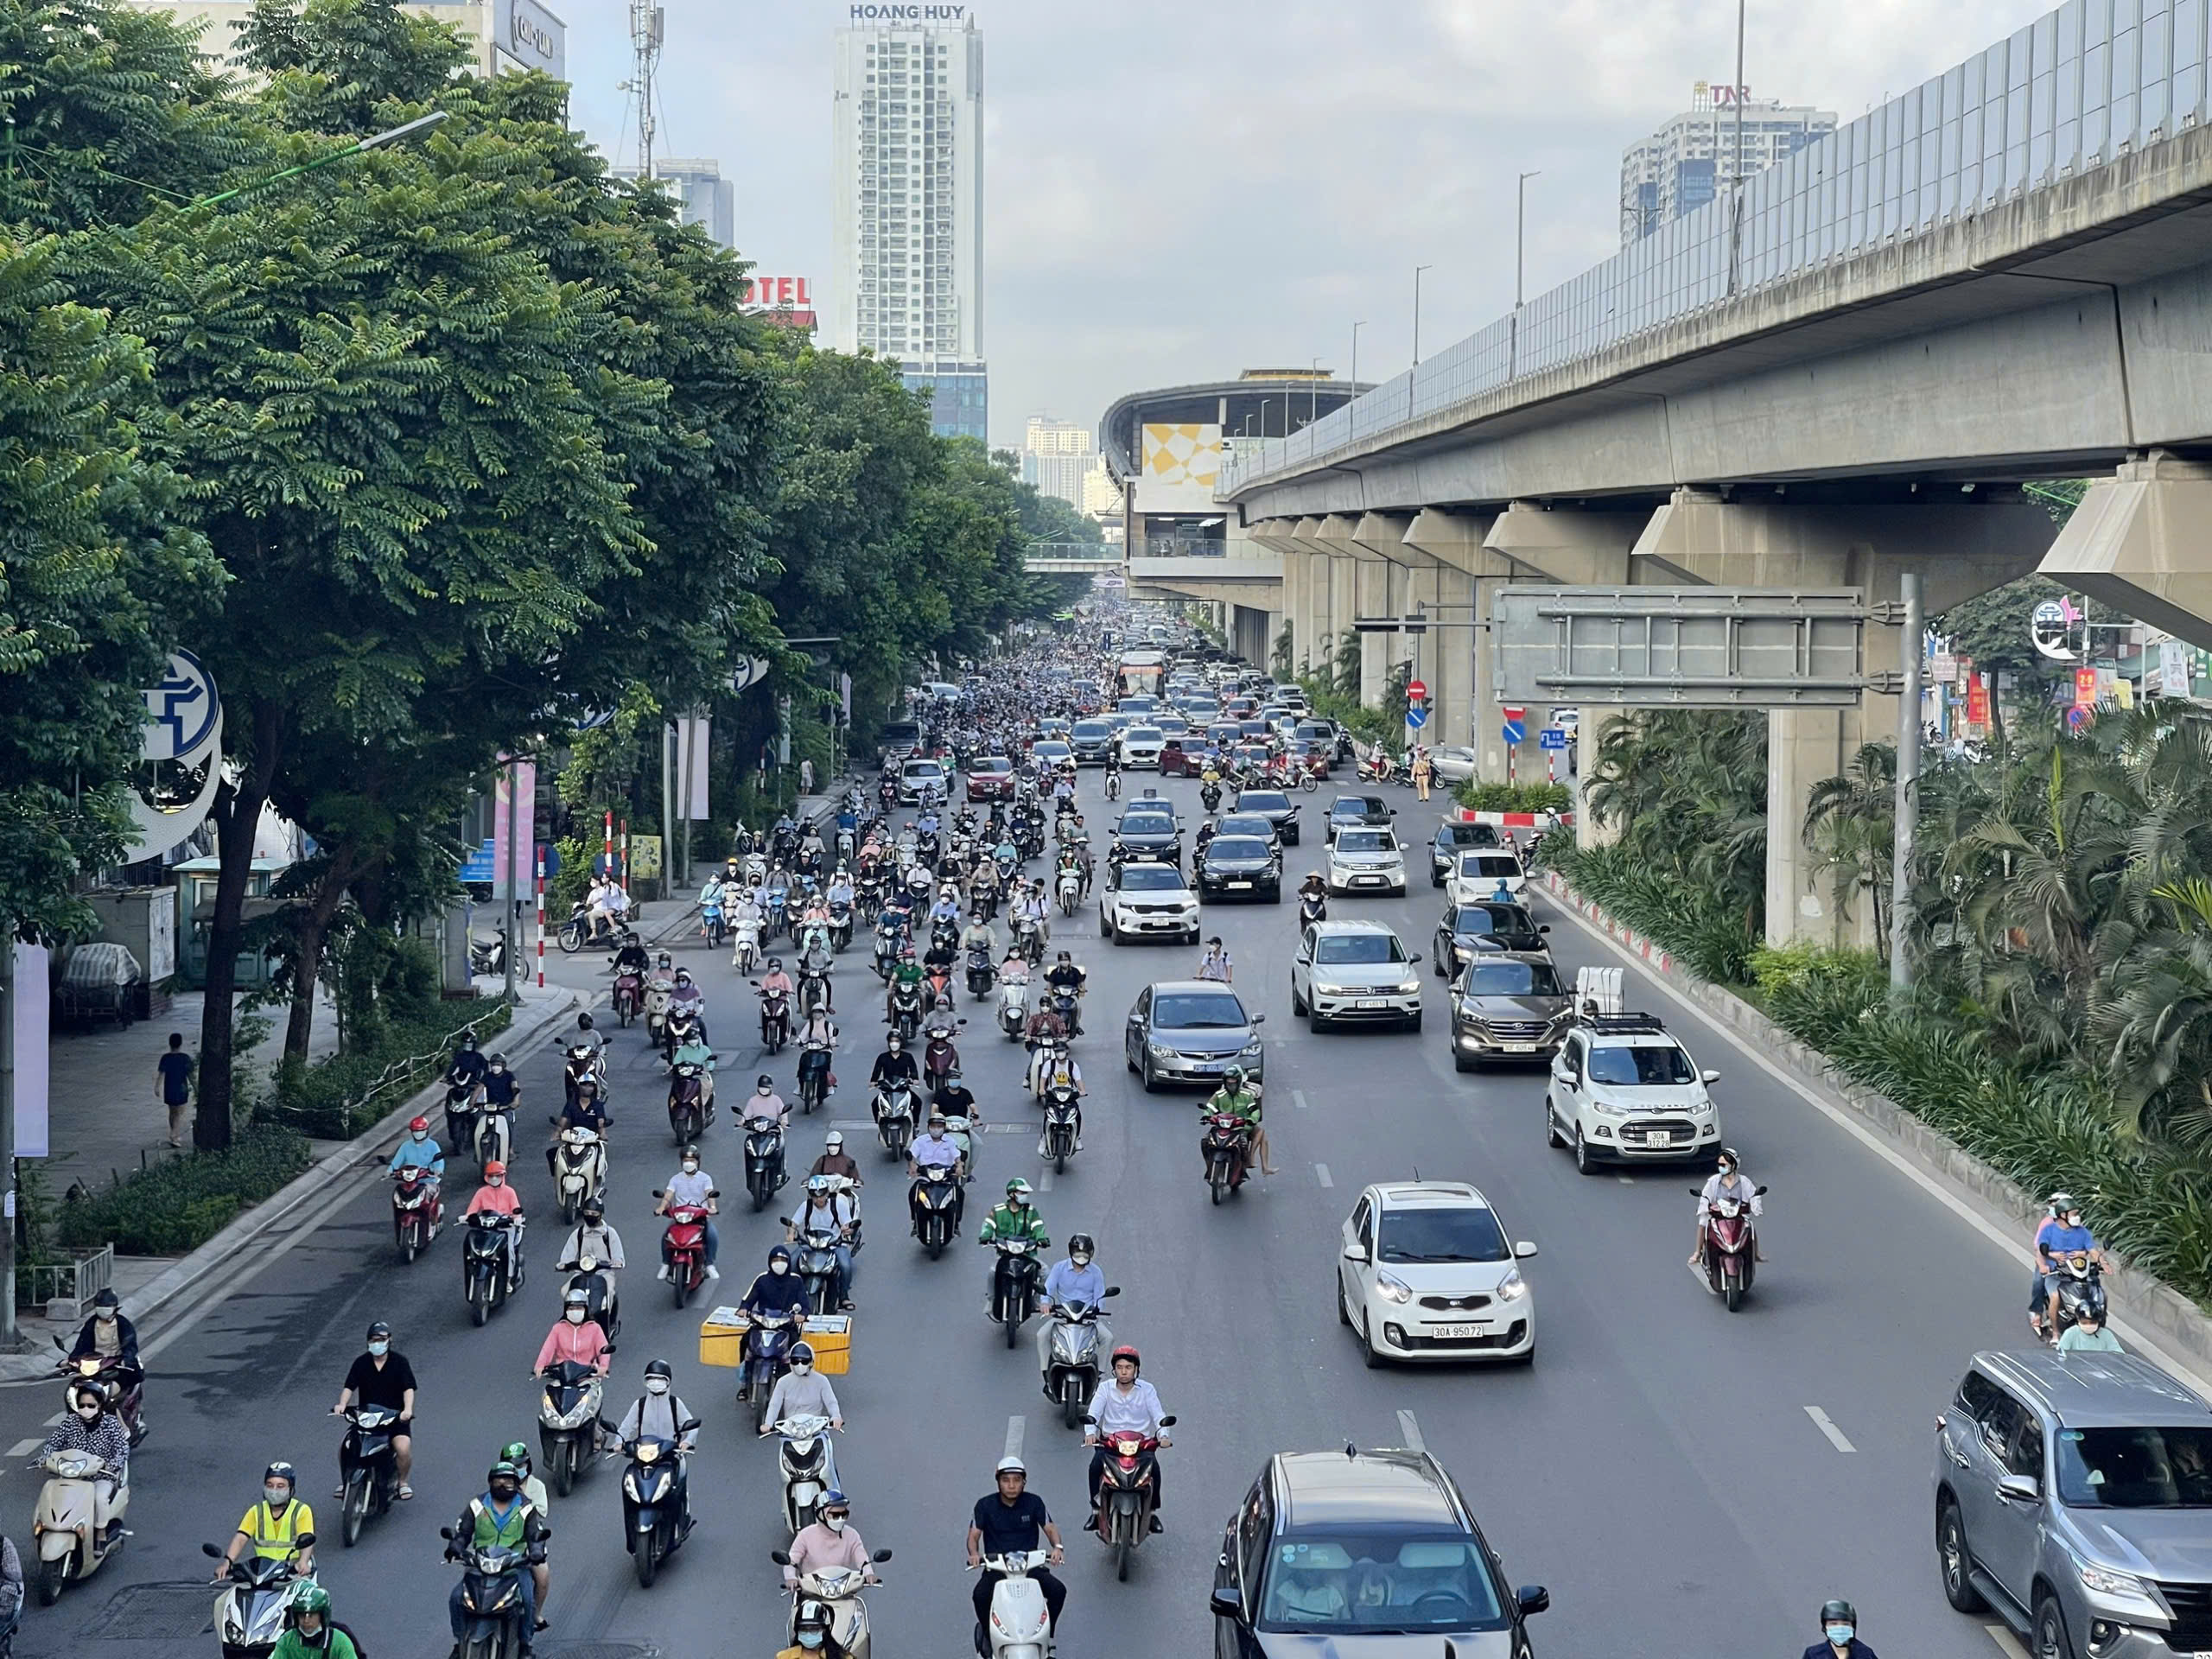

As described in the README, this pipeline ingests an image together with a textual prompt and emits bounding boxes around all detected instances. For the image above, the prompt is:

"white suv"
[1098,859,1199,945]
[1544,1014,1722,1174]
[1337,1181,1538,1365]
[1324,827,1408,897]
[1117,725,1166,769]
[1290,920,1423,1032]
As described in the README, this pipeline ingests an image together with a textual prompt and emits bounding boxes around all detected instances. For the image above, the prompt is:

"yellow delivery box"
[699,1309,852,1375]
[698,1306,749,1369]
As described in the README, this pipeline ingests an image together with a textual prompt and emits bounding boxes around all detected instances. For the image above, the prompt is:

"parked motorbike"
[553,1127,607,1225]
[986,1236,1045,1350]
[658,1197,715,1309]
[336,1404,403,1548]
[1040,1291,1118,1429]
[440,1533,531,1652]
[744,1116,788,1212]
[202,1535,308,1656]
[463,1212,521,1326]
[772,1412,836,1536]
[1202,1113,1252,1205]
[873,1082,918,1160]
[34,1449,129,1604]
[1087,1415,1175,1580]
[468,930,506,980]
[1694,1183,1768,1313]
[537,1358,605,1497]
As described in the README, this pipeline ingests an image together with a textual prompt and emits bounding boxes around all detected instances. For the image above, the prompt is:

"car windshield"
[1461,961,1561,995]
[1117,865,1184,892]
[1332,799,1384,818]
[1440,823,1501,849]
[1337,830,1393,854]
[1121,814,1173,834]
[1377,1206,1510,1263]
[1446,904,1535,938]
[1153,993,1248,1029]
[901,761,941,779]
[2056,1426,2212,1508]
[1072,723,1109,739]
[1034,743,1070,756]
[1260,1535,1506,1633]
[1586,1044,1696,1085]
[1315,934,1405,965]
[1239,792,1290,811]
[1209,839,1273,861]
[1458,855,1521,879]
[1216,818,1273,839]
[974,758,1011,774]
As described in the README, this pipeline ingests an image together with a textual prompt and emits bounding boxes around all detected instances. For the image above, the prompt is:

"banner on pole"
[491,760,537,906]
[672,717,711,821]
[14,944,48,1159]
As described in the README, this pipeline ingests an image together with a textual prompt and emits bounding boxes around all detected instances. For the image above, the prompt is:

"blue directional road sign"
[1501,716,1527,746]
[1404,703,1429,729]
[1538,727,1567,751]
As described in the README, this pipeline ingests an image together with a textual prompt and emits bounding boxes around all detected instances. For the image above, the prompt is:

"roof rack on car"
[1577,1011,1667,1034]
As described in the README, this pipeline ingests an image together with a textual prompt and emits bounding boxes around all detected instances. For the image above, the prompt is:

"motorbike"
[34,1449,129,1604]
[958,947,993,1001]
[772,1413,836,1535]
[658,1198,715,1309]
[798,963,834,1022]
[330,1402,404,1549]
[744,1116,788,1212]
[1040,1082,1081,1175]
[794,1225,846,1318]
[556,899,593,953]
[1357,753,1400,785]
[740,1309,800,1433]
[923,1020,965,1091]
[887,981,924,1044]
[563,1044,607,1113]
[53,1349,146,1446]
[443,1075,482,1155]
[758,986,792,1055]
[923,964,957,1012]
[798,1042,835,1115]
[1694,1183,1768,1312]
[1199,779,1223,814]
[537,1359,605,1497]
[392,1165,441,1262]
[987,1236,1045,1350]
[1047,986,1083,1037]
[1104,767,1122,801]
[564,1255,620,1339]
[1040,1291,1119,1428]
[661,1006,706,1066]
[2049,1250,2108,1344]
[1087,1416,1176,1581]
[1298,890,1326,926]
[1202,1113,1252,1205]
[1013,917,1046,968]
[463,1211,521,1326]
[998,971,1033,1041]
[911,1170,962,1258]
[701,892,727,950]
[468,930,506,980]
[973,1550,1054,1659]
[873,1081,919,1160]
[1057,868,1082,917]
[871,924,903,983]
[643,975,675,1046]
[829,901,855,953]
[202,1536,307,1657]
[553,1127,608,1225]
[441,1533,532,1652]
[667,1058,715,1144]
[772,1554,893,1659]
[613,968,644,1027]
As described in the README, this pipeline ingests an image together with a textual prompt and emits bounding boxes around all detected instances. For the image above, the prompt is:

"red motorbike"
[1694,1184,1767,1312]
[1089,1417,1176,1581]
[613,970,643,1028]
[923,1019,965,1091]
[392,1166,442,1263]
[1201,1114,1251,1205]
[658,1198,715,1309]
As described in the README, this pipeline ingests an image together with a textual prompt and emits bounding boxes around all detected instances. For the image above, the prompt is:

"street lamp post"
[1310,356,1322,425]
[1411,264,1433,423]
[1351,319,1367,407]
[1510,169,1540,381]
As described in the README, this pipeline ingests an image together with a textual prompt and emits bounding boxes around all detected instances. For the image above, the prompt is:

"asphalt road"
[0,763,2057,1659]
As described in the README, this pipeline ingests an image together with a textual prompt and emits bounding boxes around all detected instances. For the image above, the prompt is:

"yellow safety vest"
[239,1498,313,1560]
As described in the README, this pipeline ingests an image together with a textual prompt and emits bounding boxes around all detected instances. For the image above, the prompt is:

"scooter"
[336,1403,403,1548]
[972,1550,1053,1659]
[2048,1250,2107,1344]
[732,916,763,975]
[1040,1291,1118,1428]
[202,1535,307,1656]
[997,971,1032,1041]
[911,1170,963,1259]
[463,1212,521,1326]
[1057,868,1082,917]
[666,1059,715,1144]
[873,1082,918,1160]
[1199,779,1223,814]
[643,975,675,1046]
[965,947,996,1000]
[392,1166,442,1262]
[563,1255,621,1339]
[1694,1184,1767,1313]
[552,1127,607,1225]
[794,1225,846,1319]
[1202,1114,1251,1205]
[1039,1082,1081,1175]
[739,1309,800,1433]
[33,1449,128,1604]
[744,1115,788,1212]
[441,1533,531,1652]
[798,965,832,1020]
[613,967,644,1027]
[798,1042,835,1115]
[1298,890,1326,926]
[887,981,924,1044]
[829,901,854,953]
[1087,1416,1175,1581]
[772,1412,836,1535]
[923,1020,965,1091]
[772,1552,893,1659]
[470,1099,515,1173]
[986,1236,1045,1351]
[757,986,792,1055]
[701,892,727,950]
[658,1198,715,1309]
[537,1359,605,1497]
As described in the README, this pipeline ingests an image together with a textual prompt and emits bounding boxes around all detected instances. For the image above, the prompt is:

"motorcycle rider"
[1690,1147,1763,1269]
[481,1050,522,1137]
[1036,1234,1109,1371]
[1802,1598,1881,1659]
[760,1344,847,1491]
[66,1287,143,1401]
[464,1160,526,1287]
[1082,1346,1170,1531]
[760,952,797,1017]
[738,1247,814,1404]
[1033,1041,1084,1157]
[869,1031,920,1094]
[2041,1200,2109,1338]
[611,931,652,980]
[388,1116,447,1233]
[786,1175,861,1312]
[217,1461,315,1581]
[965,1458,1066,1654]
[555,1195,626,1325]
[809,1130,865,1189]
[2058,1303,2123,1352]
[979,1178,1050,1319]
[798,930,838,1014]
[498,1443,553,1612]
[885,944,926,1024]
[545,1077,610,1178]
[446,1027,487,1104]
[272,1583,359,1659]
[1203,1066,1274,1179]
[1195,937,1233,984]
[654,1146,721,1282]
[1042,951,1086,1034]
[40,1379,128,1548]
[532,1285,613,1380]
[908,1114,968,1230]
[330,1319,417,1499]
[613,1360,698,1534]
[780,1487,877,1602]
[959,909,997,963]
[442,1459,550,1658]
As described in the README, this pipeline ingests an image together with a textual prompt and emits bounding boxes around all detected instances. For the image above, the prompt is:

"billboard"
[499,0,566,79]
[1136,423,1224,514]
[744,276,818,335]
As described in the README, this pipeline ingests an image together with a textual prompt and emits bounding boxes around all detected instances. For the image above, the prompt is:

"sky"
[558,0,2046,452]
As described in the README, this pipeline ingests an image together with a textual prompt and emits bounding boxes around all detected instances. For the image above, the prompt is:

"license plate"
[1501,1042,1537,1054]
[1229,880,1252,890]
[1357,997,1386,1009]
[1354,875,1383,887]
[1433,1323,1489,1339]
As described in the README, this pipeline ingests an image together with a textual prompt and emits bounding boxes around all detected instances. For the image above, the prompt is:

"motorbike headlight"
[1496,1268,1529,1301]
[1375,1271,1413,1305]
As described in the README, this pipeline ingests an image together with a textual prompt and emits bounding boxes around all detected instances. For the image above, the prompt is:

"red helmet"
[483,1160,506,1178]
[1110,1344,1141,1369]
[408,1116,429,1134]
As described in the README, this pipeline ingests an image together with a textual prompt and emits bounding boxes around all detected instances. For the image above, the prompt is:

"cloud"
[559,0,2045,445]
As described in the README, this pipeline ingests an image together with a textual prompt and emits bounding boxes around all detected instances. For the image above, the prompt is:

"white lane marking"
[1985,1625,2029,1658]
[1395,1410,1425,1452]
[5,1439,40,1458]
[1003,1415,1025,1462]
[1616,1174,1634,1185]
[40,1414,60,1427]
[1804,1405,1856,1453]
[1036,1168,1053,1192]
[1314,1164,1333,1188]
[1292,1090,1309,1111]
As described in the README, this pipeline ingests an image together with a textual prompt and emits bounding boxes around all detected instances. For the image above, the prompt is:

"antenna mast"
[627,1,664,177]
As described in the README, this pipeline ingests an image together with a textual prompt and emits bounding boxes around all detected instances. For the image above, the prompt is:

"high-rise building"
[130,0,566,79]
[1621,83,1836,244]
[1020,417,1093,510]
[830,10,986,441]
[1079,457,1121,520]
[613,158,734,249]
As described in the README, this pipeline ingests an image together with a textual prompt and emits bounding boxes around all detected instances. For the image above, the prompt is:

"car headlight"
[1496,1268,1529,1302]
[1586,1096,1626,1116]
[2075,1560,2155,1601]
[1375,1271,1413,1305]
[1148,1041,1173,1058]
[1239,1039,1264,1057]
[1397,979,1421,994]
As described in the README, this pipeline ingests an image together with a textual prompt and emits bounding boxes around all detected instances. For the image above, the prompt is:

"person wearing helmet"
[466,1158,526,1293]
[2039,1199,2107,1338]
[442,1460,550,1656]
[445,1027,486,1103]
[654,1146,721,1281]
[271,1582,359,1659]
[978,1179,1049,1323]
[739,1243,813,1335]
[219,1460,315,1579]
[759,953,797,1010]
[39,1377,127,1548]
[780,1488,878,1612]
[1082,1344,1170,1530]
[389,1115,448,1232]
[533,1285,613,1379]
[1037,1233,1109,1370]
[810,1129,864,1189]
[556,1194,627,1278]
[1803,1598,1878,1659]
[331,1319,417,1498]
[760,1342,847,1489]
[2031,1192,2079,1338]
[613,1360,698,1534]
[499,1440,555,1611]
[1691,1147,1763,1270]
[66,1286,143,1399]
[611,930,652,979]
[1202,1065,1274,1179]
[966,1457,1066,1648]
[1042,951,1086,1033]
[870,1030,919,1092]
[785,1174,860,1311]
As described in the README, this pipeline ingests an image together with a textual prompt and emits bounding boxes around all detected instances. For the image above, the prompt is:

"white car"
[1290,919,1424,1032]
[897,757,948,804]
[1426,746,1479,785]
[1098,860,1200,945]
[1117,725,1166,769]
[1338,1181,1537,1365]
[1445,849,1527,904]
[1324,827,1408,897]
[1545,1013,1724,1174]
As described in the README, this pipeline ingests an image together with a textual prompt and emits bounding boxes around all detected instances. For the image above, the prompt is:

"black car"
[1428,820,1504,885]
[1197,836,1282,903]
[1211,1446,1549,1657]
[1114,799,1183,867]
[1212,811,1281,849]
[1448,953,1573,1071]
[1432,902,1550,976]
[1232,788,1302,845]
[1325,794,1395,845]
[1070,719,1115,765]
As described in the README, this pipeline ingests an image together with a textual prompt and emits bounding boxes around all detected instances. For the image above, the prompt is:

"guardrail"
[18,1243,114,1313]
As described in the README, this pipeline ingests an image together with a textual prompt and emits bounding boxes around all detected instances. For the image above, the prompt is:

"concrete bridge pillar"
[1289,518,1340,679]
[2041,451,2212,651]
[1249,520,1308,674]
[1311,516,1386,703]
[1631,490,2052,948]
[1354,513,1420,732]
[1402,509,1505,757]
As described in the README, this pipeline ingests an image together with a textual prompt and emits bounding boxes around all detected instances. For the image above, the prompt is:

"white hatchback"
[1338,1181,1537,1365]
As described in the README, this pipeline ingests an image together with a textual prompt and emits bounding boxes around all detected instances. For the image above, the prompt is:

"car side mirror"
[1998,1473,2040,1504]
[1516,1585,1552,1617]
[1250,1013,1266,1024]
[1514,1240,1539,1259]
[1538,925,1551,934]
[1210,1586,1246,1621]
[1700,1069,1720,1085]
[1342,1242,1370,1263]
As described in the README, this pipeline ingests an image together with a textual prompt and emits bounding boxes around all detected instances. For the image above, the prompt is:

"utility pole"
[502,758,520,1001]
[0,939,16,1348]
[1411,264,1433,423]
[1728,0,1748,296]
[1310,357,1321,425]
[1351,320,1366,398]
[1511,170,1540,381]
[1891,569,1924,997]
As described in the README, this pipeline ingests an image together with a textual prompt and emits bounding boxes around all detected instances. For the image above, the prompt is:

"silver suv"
[1935,1349,2212,1659]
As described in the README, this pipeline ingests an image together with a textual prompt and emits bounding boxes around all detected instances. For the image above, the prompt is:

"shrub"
[1549,838,1759,986]
[1454,780,1572,815]
[59,1125,311,1255]
[267,996,513,1139]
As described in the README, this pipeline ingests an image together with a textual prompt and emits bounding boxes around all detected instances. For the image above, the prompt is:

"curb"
[0,988,582,1383]
[1535,867,2212,1391]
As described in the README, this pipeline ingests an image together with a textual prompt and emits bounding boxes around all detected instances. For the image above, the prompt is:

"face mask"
[1071,1254,1091,1268]
[489,1176,504,1188]
[490,1065,505,1076]
[76,1405,99,1421]
[771,1260,790,1275]
[799,1635,826,1650]
[645,1377,670,1395]
[792,1359,813,1374]
[1826,1627,1853,1646]
[823,1515,847,1533]
[368,1340,389,1357]
[566,1308,586,1324]
[264,1485,289,1505]
[95,1311,116,1324]
[1718,1165,1735,1179]
[682,1160,699,1175]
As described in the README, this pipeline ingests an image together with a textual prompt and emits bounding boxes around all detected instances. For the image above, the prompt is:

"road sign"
[730,655,772,694]
[1404,704,1429,729]
[1502,717,1527,746]
[1502,704,1525,723]
[1538,727,1567,751]
[1406,678,1427,703]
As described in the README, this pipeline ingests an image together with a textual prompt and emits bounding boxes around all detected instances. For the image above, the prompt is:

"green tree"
[1802,742,1897,956]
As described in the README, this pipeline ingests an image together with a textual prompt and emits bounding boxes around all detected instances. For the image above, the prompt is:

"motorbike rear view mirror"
[438,1527,456,1541]
[294,1533,315,1548]
[770,1548,793,1566]
[1159,1414,1177,1427]
[872,1548,893,1563]
[1104,1286,1122,1298]
[679,1418,703,1434]
[201,1542,225,1559]
[650,1189,664,1199]
[708,1190,721,1199]
[1755,1184,1769,1196]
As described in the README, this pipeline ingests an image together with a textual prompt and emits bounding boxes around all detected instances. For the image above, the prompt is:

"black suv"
[1325,795,1395,846]
[1433,902,1550,976]
[1429,820,1504,886]
[1211,1446,1548,1656]
[1113,798,1183,867]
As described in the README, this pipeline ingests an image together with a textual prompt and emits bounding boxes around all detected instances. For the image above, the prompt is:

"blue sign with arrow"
[1501,717,1527,746]
[1538,727,1567,751]
[1404,704,1429,729]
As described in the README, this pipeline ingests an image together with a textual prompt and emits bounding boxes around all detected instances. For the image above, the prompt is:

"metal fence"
[1220,0,2207,495]
[18,1242,114,1312]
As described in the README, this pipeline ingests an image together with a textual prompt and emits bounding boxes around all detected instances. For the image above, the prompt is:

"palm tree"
[1803,742,1897,956]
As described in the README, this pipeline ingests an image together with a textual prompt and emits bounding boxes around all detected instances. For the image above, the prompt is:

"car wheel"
[1140,1055,1160,1094]
[1573,1125,1599,1175]
[1544,1096,1566,1148]
[2033,1593,2076,1659]
[1453,1052,1474,1073]
[1336,1274,1352,1326]
[1098,911,1111,938]
[1937,1498,1986,1613]
[1308,1007,1326,1034]
[1431,871,1443,888]
[1360,1306,1385,1370]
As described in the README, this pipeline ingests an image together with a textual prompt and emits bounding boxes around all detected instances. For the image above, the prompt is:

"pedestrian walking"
[156,1033,194,1147]
[799,757,816,795]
